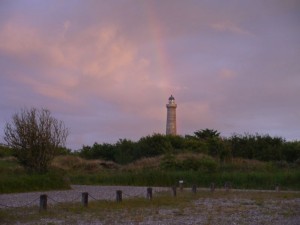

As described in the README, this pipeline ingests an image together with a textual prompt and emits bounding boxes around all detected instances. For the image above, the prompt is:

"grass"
[0,158,70,193]
[68,169,300,190]
[1,189,299,224]
[0,171,70,193]
[0,154,299,194]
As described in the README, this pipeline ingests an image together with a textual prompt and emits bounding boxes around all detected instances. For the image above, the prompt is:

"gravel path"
[0,185,168,208]
[1,187,299,225]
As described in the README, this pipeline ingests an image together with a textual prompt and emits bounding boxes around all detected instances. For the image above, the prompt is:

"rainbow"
[143,2,174,96]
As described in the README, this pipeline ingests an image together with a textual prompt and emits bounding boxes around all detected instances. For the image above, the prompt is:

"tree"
[194,129,220,140]
[4,107,69,172]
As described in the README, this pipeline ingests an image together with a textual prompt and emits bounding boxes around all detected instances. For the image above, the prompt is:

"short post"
[179,180,184,191]
[192,184,197,194]
[276,185,280,192]
[225,182,231,192]
[210,183,215,192]
[82,192,88,207]
[172,186,177,197]
[40,194,47,211]
[147,187,153,200]
[116,190,122,202]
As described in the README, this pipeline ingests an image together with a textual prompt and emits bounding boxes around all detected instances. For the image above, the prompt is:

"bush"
[229,133,285,161]
[0,145,13,158]
[160,153,218,172]
[160,154,178,170]
[4,108,69,172]
[221,158,270,172]
[281,141,300,163]
[51,155,119,172]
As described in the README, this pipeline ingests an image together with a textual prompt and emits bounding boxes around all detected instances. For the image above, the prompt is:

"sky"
[0,0,299,150]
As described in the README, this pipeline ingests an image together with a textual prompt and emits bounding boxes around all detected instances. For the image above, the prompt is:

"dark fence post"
[225,182,231,192]
[116,190,122,202]
[179,180,184,191]
[39,194,47,211]
[172,186,177,197]
[210,183,215,192]
[147,187,153,200]
[82,192,88,207]
[192,184,197,194]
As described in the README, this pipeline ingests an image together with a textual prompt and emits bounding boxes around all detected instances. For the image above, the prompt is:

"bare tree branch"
[4,107,69,172]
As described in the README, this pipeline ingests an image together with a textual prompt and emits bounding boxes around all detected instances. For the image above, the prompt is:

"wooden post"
[179,180,183,191]
[276,185,280,192]
[225,182,231,192]
[39,194,47,211]
[192,184,197,194]
[210,183,215,192]
[116,190,122,202]
[172,186,177,197]
[82,192,88,207]
[147,187,153,200]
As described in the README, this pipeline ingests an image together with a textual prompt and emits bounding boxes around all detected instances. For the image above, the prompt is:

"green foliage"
[2,126,300,193]
[76,129,300,165]
[78,134,176,164]
[281,141,300,163]
[194,128,220,140]
[160,154,218,172]
[77,143,116,161]
[0,170,70,193]
[182,137,208,153]
[114,139,138,164]
[69,170,300,190]
[56,146,72,156]
[0,157,24,175]
[137,134,172,156]
[160,154,178,170]
[228,133,298,162]
[165,135,186,152]
[181,156,218,172]
[0,144,13,158]
[0,156,71,193]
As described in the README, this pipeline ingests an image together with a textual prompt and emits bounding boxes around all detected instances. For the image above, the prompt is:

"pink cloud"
[1,0,299,149]
[219,69,237,79]
[0,19,172,116]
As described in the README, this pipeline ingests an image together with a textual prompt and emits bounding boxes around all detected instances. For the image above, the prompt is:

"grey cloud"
[0,0,299,149]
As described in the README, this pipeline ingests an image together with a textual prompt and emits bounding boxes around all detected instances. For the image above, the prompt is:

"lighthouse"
[166,95,177,135]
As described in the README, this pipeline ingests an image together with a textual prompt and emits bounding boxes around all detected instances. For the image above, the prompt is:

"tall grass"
[1,154,299,193]
[0,157,70,193]
[68,154,300,190]
[0,171,70,193]
[69,169,300,190]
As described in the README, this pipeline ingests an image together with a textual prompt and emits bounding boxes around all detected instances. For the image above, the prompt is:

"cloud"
[219,69,237,79]
[0,22,41,55]
[0,16,179,135]
[211,21,253,36]
[0,0,299,149]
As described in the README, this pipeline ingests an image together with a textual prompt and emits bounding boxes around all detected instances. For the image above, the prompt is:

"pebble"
[1,186,299,225]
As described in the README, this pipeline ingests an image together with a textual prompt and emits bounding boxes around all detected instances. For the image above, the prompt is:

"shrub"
[0,145,13,158]
[160,154,178,170]
[4,108,68,173]
[51,155,119,172]
[123,156,163,171]
[160,153,218,172]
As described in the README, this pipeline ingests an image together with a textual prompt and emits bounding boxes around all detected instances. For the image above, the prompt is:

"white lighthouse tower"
[166,95,177,135]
